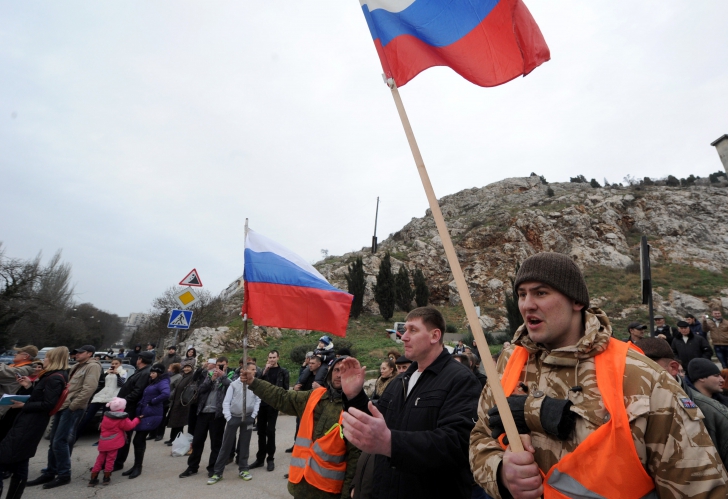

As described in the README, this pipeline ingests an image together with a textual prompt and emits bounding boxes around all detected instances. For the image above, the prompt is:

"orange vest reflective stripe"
[289,387,347,494]
[501,338,656,498]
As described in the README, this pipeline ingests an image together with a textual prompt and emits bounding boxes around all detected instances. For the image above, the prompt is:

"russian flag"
[361,0,550,87]
[242,229,353,337]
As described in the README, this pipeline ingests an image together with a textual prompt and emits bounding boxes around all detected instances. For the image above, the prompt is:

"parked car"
[36,347,55,360]
[385,321,407,339]
[0,350,16,364]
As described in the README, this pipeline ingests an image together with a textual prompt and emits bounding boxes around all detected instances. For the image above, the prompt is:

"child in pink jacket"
[88,397,140,486]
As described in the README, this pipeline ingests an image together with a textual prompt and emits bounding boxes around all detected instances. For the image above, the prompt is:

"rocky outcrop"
[316,176,728,319]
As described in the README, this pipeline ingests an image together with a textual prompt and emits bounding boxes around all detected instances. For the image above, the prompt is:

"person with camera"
[0,347,69,499]
[179,357,233,478]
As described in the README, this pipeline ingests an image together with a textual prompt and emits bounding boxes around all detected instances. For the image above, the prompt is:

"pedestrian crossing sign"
[168,309,193,329]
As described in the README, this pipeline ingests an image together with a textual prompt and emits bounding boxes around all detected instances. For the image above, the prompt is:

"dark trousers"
[256,404,278,462]
[131,430,149,466]
[0,460,29,499]
[187,412,226,473]
[169,427,183,443]
[188,404,199,434]
[156,401,170,439]
[716,345,728,369]
[114,430,149,469]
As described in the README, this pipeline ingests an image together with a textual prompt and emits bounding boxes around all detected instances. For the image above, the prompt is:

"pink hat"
[107,397,127,412]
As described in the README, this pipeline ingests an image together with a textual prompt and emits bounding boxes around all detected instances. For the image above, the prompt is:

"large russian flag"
[361,0,550,87]
[243,229,353,337]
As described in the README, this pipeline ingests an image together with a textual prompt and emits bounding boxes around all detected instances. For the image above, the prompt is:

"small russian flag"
[360,0,550,87]
[242,229,353,337]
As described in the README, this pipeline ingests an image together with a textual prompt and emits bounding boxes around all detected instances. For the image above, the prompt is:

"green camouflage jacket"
[248,378,361,499]
[470,308,728,498]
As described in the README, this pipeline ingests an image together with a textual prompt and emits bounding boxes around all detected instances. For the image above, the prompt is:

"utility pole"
[640,236,654,334]
[372,196,379,254]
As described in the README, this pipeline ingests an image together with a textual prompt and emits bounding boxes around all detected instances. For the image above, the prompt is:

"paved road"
[23,415,296,499]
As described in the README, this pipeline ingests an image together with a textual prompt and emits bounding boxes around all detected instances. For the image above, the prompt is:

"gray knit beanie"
[513,253,590,307]
[687,358,720,382]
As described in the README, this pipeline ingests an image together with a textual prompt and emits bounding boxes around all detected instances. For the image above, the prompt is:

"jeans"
[715,345,728,369]
[213,416,254,475]
[256,404,278,462]
[187,412,226,473]
[45,408,85,478]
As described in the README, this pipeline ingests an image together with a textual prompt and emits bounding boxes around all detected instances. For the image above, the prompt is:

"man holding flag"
[469,253,727,498]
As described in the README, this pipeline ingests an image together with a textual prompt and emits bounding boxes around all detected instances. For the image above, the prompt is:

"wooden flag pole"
[386,78,524,454]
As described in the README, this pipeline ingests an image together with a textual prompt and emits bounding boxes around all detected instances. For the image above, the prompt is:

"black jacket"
[0,369,68,463]
[672,332,713,369]
[366,348,481,499]
[654,325,677,344]
[117,364,151,415]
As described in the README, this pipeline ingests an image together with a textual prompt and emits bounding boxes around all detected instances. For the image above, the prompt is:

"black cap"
[72,345,96,354]
[138,351,155,364]
[688,358,720,381]
[168,345,177,351]
[395,356,411,365]
[150,363,165,374]
[677,321,690,328]
[627,322,646,331]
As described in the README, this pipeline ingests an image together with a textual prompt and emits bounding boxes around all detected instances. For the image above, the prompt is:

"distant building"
[122,313,149,342]
[711,134,728,174]
[220,275,244,301]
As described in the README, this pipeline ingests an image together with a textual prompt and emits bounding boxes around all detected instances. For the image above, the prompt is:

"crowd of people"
[1,251,727,499]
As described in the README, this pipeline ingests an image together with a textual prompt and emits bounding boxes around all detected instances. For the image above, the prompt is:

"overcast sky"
[2,1,727,317]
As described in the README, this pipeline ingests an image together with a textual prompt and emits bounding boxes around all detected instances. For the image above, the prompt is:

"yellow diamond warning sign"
[174,288,199,309]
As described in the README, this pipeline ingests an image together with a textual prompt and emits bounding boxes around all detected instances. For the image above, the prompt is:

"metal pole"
[372,196,379,254]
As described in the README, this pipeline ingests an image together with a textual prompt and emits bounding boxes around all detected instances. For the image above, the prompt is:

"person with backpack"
[88,397,140,487]
[166,363,195,445]
[0,346,69,499]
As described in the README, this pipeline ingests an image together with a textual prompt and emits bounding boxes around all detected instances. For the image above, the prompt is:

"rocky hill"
[315,175,728,332]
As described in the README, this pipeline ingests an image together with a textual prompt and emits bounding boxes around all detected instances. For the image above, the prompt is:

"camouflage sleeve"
[342,439,361,499]
[627,358,728,498]
[248,378,311,418]
[469,350,512,499]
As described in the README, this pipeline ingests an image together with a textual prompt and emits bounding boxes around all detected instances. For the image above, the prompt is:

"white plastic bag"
[171,432,193,457]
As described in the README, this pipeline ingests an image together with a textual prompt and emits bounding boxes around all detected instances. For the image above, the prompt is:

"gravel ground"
[21,414,296,499]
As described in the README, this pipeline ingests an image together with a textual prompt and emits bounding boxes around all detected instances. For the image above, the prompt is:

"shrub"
[345,256,366,318]
[413,268,430,307]
[290,344,316,364]
[374,252,396,320]
[395,265,414,312]
[666,175,680,187]
[540,175,548,185]
[590,178,601,188]
[643,177,654,186]
[445,324,458,333]
[546,187,555,197]
[570,175,587,183]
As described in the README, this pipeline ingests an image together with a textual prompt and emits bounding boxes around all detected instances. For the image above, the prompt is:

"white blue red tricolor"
[242,229,353,337]
[360,0,550,87]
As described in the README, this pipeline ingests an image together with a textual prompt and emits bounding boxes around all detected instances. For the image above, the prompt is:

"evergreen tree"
[344,256,366,318]
[413,268,430,307]
[395,265,414,312]
[505,262,524,335]
[374,252,396,320]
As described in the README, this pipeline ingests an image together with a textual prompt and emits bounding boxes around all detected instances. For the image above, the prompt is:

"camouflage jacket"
[248,378,361,499]
[470,308,728,499]
[703,318,728,346]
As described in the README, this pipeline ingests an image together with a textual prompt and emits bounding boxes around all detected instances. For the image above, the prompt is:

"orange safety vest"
[501,338,656,498]
[289,387,347,494]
